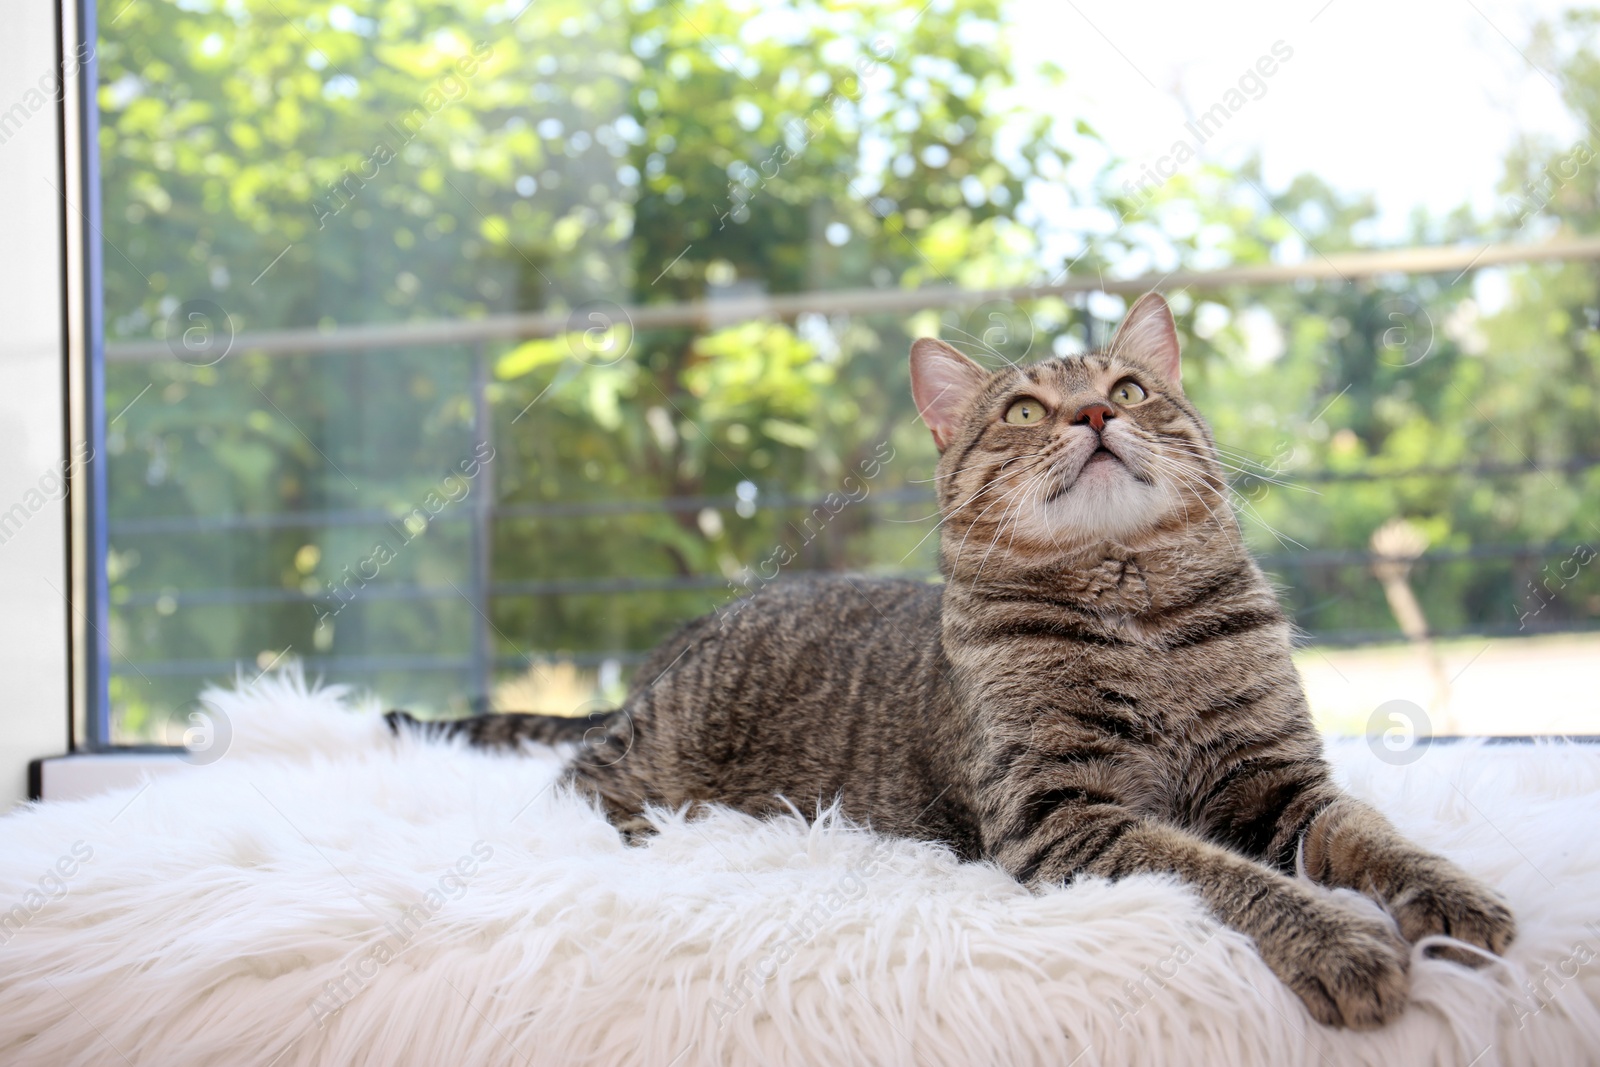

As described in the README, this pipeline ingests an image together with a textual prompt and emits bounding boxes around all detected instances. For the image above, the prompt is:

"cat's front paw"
[1265,899,1411,1030]
[1385,863,1516,964]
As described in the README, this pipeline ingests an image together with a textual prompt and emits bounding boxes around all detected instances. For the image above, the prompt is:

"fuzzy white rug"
[2,670,1598,1067]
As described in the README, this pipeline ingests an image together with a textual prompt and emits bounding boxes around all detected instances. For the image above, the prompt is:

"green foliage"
[1127,152,1600,640]
[100,0,1102,732]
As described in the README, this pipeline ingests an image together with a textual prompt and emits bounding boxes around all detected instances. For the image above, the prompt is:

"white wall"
[0,0,72,808]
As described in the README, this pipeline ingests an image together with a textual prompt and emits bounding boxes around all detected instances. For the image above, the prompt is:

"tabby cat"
[390,293,1515,1028]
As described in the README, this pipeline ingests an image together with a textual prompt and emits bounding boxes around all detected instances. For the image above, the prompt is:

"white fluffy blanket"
[2,670,1598,1067]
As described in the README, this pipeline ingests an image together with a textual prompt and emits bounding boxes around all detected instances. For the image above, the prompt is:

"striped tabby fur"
[392,293,1514,1028]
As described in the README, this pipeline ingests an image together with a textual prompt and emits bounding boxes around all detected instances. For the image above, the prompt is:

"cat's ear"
[910,338,988,451]
[1109,292,1182,390]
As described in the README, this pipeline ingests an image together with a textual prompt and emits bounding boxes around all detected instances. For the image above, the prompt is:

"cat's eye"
[1004,398,1046,425]
[1111,378,1147,405]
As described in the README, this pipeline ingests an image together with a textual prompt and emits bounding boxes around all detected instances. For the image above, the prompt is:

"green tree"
[98,0,1106,732]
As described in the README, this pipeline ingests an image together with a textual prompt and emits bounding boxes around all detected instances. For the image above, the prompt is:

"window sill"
[28,751,190,803]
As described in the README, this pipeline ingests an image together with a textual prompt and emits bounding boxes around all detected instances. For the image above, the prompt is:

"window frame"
[2,0,90,806]
[65,0,113,754]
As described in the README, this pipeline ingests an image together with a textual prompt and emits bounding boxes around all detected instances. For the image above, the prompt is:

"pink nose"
[1074,402,1115,431]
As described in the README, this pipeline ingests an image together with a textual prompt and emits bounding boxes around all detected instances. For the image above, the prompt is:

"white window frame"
[0,0,166,808]
[0,0,74,808]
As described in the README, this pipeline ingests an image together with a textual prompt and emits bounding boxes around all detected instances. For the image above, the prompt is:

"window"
[66,0,1600,751]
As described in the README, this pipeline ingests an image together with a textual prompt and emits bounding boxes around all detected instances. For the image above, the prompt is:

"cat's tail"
[384,708,618,750]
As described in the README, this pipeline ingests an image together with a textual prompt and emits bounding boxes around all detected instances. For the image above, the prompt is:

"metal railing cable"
[104,237,1600,361]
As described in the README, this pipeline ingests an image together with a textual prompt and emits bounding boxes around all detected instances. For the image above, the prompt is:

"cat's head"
[910,292,1228,571]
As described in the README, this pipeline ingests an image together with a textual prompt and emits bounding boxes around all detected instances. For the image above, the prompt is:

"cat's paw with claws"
[1385,862,1516,966]
[1267,900,1412,1030]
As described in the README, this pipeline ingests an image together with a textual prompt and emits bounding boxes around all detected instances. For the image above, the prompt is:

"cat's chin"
[1021,474,1176,547]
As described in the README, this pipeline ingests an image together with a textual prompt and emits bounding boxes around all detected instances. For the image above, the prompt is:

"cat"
[388,292,1515,1029]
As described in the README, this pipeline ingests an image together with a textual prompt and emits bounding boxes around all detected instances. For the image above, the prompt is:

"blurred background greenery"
[96,0,1600,741]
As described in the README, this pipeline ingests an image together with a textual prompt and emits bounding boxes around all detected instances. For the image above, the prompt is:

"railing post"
[470,339,494,711]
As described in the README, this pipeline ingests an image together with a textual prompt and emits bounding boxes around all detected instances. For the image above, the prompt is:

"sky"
[1009,0,1583,242]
